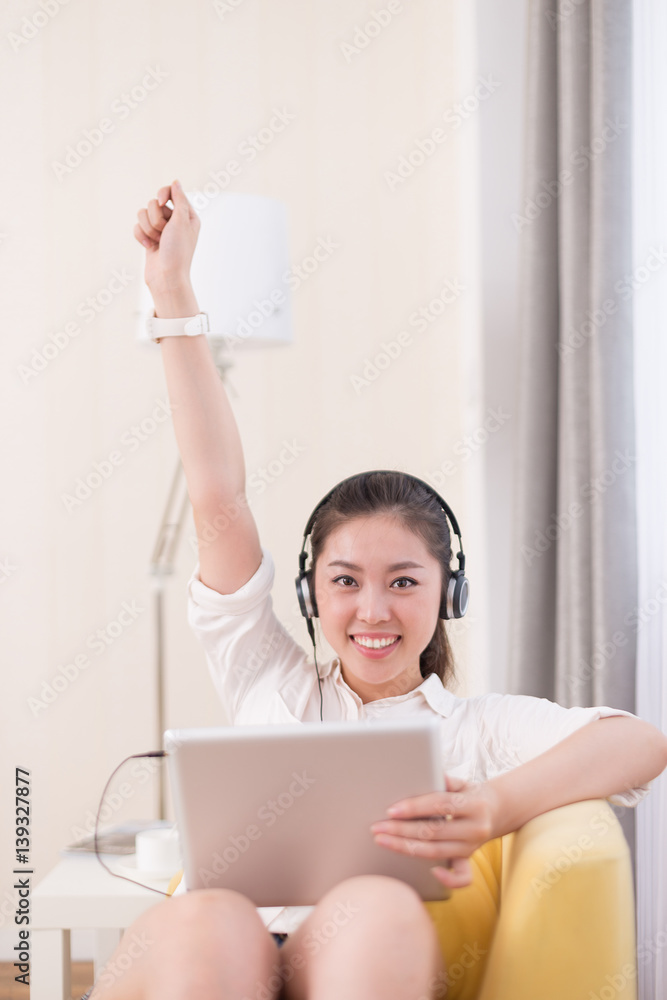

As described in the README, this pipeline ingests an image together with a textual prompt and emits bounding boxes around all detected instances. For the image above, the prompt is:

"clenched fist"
[133,180,201,294]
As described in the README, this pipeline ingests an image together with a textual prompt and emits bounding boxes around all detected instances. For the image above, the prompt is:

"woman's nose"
[356,587,392,622]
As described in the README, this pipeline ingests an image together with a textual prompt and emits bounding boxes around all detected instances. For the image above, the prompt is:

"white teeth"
[353,636,399,649]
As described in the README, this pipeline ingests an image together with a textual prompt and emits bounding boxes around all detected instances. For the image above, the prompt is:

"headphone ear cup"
[307,570,319,617]
[295,573,309,619]
[295,570,319,619]
[440,571,470,619]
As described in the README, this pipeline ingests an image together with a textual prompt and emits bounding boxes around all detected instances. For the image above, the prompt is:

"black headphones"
[294,470,469,643]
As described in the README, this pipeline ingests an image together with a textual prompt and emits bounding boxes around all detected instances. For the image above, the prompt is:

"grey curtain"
[508,0,636,840]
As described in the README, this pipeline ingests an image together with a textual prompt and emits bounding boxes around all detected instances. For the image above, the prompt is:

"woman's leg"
[88,888,281,1000]
[277,876,446,1000]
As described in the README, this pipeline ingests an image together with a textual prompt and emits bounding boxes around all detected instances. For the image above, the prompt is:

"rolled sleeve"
[186,547,300,721]
[187,548,275,617]
[474,694,652,808]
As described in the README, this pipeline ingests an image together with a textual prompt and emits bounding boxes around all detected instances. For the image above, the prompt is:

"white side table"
[32,854,172,1000]
[32,855,301,1000]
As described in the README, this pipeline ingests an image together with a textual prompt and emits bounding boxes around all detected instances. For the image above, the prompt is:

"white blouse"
[181,546,651,931]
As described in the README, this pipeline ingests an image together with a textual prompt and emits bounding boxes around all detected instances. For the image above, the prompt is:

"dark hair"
[308,471,457,688]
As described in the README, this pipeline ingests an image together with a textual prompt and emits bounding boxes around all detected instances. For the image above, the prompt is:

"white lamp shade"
[137,192,294,349]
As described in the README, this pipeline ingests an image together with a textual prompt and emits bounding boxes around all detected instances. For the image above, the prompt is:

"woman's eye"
[331,576,416,589]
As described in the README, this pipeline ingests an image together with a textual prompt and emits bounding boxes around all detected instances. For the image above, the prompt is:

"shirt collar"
[324,656,458,718]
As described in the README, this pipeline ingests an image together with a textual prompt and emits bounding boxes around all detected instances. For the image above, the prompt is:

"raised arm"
[134,180,262,594]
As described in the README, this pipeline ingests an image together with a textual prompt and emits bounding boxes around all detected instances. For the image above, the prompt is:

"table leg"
[94,928,123,981]
[31,928,71,1000]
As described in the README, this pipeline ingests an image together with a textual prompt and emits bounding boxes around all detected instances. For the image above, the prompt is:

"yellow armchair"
[167,799,636,1000]
[426,799,637,1000]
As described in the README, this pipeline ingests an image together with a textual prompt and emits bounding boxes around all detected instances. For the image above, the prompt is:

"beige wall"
[0,0,501,949]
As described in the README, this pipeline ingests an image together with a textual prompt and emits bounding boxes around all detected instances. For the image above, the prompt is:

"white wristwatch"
[147,311,210,344]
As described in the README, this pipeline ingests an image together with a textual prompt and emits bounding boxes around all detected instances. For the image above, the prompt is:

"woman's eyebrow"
[326,560,425,571]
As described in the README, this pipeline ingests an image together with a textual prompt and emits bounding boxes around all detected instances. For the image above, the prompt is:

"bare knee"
[296,875,440,960]
[319,874,435,931]
[281,877,444,1000]
[160,887,264,929]
[91,889,275,998]
[141,888,274,960]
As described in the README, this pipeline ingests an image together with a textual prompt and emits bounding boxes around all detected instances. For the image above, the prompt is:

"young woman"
[83,180,667,1000]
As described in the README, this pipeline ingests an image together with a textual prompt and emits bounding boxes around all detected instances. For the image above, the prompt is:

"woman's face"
[313,514,443,703]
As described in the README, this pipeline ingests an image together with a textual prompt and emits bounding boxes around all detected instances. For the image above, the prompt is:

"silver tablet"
[164,718,450,906]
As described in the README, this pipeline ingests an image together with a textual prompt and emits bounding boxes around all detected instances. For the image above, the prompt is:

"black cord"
[94,751,171,896]
[306,617,324,722]
[314,644,323,722]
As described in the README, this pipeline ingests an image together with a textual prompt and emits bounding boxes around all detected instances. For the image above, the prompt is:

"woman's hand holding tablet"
[370,774,498,889]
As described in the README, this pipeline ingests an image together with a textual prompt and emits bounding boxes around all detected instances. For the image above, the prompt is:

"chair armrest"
[477,799,637,1000]
[166,869,184,896]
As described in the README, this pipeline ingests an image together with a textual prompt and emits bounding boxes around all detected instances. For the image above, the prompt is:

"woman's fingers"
[135,193,175,249]
[431,857,473,889]
[374,817,482,842]
[134,181,201,288]
[168,178,199,223]
[373,831,473,860]
[133,222,156,249]
[444,774,468,793]
[136,207,163,243]
[147,197,171,231]
[385,790,469,821]
[156,184,173,208]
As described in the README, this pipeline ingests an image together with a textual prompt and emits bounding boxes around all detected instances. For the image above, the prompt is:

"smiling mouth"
[350,635,401,650]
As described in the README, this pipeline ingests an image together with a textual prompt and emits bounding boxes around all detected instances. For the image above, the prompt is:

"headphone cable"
[306,617,324,722]
[93,751,171,896]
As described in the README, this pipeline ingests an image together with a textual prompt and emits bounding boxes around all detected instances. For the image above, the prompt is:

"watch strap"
[147,311,210,344]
